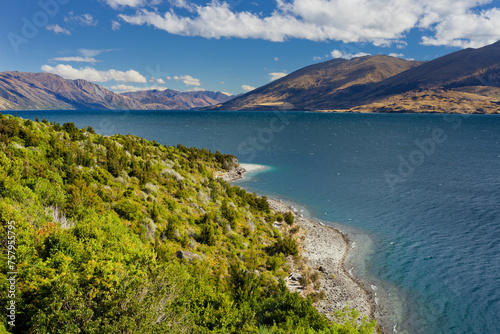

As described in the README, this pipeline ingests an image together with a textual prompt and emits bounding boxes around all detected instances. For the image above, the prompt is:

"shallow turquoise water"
[8,110,500,334]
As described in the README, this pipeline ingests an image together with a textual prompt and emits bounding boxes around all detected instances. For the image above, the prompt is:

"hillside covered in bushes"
[0,114,375,333]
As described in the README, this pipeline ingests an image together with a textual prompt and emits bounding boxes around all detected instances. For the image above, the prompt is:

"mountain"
[0,71,232,111]
[209,55,423,111]
[0,71,145,110]
[121,89,233,110]
[211,41,500,113]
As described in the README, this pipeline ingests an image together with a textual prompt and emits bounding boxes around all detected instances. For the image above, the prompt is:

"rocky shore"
[267,199,375,322]
[223,163,378,326]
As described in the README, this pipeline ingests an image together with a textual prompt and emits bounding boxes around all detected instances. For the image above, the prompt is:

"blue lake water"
[7,110,500,334]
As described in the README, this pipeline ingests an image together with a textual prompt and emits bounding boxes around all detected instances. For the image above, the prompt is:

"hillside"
[210,55,423,111]
[0,114,376,333]
[121,89,233,110]
[0,71,145,110]
[212,41,500,113]
[338,40,500,113]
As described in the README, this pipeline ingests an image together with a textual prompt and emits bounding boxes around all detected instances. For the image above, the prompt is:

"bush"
[268,235,299,257]
[199,215,217,246]
[114,199,145,222]
[284,212,295,225]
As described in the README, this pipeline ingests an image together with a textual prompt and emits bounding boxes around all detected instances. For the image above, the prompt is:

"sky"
[1,0,500,95]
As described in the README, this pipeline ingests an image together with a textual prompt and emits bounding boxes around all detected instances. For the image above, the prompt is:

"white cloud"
[221,91,233,96]
[186,87,206,92]
[65,12,98,26]
[274,57,279,62]
[269,72,287,81]
[421,8,500,48]
[388,53,405,58]
[50,57,101,63]
[169,0,195,11]
[242,85,256,92]
[117,0,499,48]
[331,49,371,59]
[313,56,322,61]
[111,20,121,30]
[109,84,168,92]
[46,24,71,35]
[103,0,147,9]
[41,64,147,83]
[78,49,115,57]
[149,77,166,84]
[173,75,201,86]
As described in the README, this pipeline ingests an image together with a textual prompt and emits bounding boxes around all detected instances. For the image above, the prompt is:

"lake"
[7,110,500,334]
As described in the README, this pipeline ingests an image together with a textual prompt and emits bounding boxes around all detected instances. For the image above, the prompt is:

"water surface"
[8,110,500,334]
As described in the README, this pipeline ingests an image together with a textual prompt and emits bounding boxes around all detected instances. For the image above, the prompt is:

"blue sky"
[1,0,500,95]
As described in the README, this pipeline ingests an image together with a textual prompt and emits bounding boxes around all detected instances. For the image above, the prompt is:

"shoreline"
[267,198,376,323]
[224,164,383,330]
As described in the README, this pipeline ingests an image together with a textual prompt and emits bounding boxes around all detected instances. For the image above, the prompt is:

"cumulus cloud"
[49,57,101,63]
[41,64,147,83]
[173,75,201,86]
[242,85,256,92]
[109,84,168,92]
[313,56,322,61]
[117,0,500,48]
[388,53,405,58]
[421,7,500,48]
[149,77,166,84]
[269,72,287,81]
[46,24,71,35]
[65,12,98,26]
[331,49,371,59]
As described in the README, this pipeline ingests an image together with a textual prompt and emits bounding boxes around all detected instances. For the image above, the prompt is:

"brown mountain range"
[0,71,232,111]
[0,71,145,110]
[210,41,500,113]
[121,89,232,110]
[209,55,423,111]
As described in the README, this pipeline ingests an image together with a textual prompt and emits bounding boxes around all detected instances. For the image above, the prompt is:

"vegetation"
[0,114,376,333]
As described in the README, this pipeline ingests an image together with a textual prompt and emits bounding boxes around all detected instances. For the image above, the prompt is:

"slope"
[210,55,423,111]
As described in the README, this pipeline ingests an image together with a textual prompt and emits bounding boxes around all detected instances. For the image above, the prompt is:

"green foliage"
[268,235,300,257]
[114,199,145,222]
[0,115,376,334]
[284,211,295,225]
[199,215,217,246]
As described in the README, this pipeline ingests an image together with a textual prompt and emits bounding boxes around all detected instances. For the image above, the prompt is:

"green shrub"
[114,199,145,222]
[284,212,295,225]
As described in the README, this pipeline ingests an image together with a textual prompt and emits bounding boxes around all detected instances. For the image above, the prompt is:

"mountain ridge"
[210,41,500,113]
[0,71,232,111]
[0,71,145,110]
[208,55,423,111]
[121,89,232,110]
